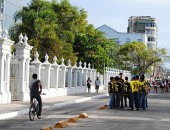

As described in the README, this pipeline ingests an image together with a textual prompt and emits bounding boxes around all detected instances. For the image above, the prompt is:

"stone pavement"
[0,91,108,120]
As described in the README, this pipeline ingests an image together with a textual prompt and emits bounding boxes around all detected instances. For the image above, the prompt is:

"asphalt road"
[1,93,170,130]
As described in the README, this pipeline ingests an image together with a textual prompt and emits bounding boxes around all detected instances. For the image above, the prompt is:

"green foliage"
[117,42,167,75]
[9,0,87,64]
[73,28,118,74]
[9,0,119,74]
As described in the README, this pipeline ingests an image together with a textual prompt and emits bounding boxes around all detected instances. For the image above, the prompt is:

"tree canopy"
[9,0,119,74]
[117,42,167,75]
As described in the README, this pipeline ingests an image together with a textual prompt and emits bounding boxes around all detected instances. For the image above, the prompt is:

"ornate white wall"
[0,30,131,104]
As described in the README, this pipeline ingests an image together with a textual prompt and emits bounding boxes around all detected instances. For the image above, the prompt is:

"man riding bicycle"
[29,73,42,118]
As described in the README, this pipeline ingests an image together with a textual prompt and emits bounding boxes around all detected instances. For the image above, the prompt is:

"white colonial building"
[97,25,147,45]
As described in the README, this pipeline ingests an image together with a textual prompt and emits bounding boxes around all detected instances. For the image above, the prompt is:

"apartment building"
[97,24,147,45]
[127,16,157,49]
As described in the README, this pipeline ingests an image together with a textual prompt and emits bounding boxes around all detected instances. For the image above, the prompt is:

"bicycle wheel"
[36,104,39,117]
[29,103,35,121]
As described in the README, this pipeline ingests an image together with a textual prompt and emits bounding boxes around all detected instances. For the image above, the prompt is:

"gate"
[10,53,19,101]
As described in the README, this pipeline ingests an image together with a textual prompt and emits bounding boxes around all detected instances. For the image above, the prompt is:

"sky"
[69,0,170,51]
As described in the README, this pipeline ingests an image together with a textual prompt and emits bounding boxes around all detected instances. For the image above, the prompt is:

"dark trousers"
[30,94,42,116]
[115,93,123,108]
[139,93,146,110]
[123,94,131,108]
[131,92,139,110]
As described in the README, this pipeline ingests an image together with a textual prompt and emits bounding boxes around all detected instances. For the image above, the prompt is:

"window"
[148,37,156,41]
[114,38,120,44]
[126,38,130,43]
[138,39,142,42]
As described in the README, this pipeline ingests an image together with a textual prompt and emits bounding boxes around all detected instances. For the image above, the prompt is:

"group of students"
[108,73,149,111]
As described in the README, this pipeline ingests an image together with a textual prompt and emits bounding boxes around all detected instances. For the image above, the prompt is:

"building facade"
[127,16,157,49]
[0,0,30,30]
[97,24,147,45]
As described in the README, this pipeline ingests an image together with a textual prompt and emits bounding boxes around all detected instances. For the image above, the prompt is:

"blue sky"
[70,0,170,51]
[69,0,170,68]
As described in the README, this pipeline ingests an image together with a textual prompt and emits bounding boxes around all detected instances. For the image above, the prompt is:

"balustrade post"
[0,29,14,104]
[66,59,72,88]
[59,57,66,89]
[14,34,33,101]
[51,56,59,89]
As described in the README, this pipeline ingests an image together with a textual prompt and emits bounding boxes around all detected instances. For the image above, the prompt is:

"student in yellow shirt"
[130,75,141,110]
[139,74,148,110]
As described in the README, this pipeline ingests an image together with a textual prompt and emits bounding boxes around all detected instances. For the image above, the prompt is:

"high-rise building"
[0,0,30,30]
[127,16,157,49]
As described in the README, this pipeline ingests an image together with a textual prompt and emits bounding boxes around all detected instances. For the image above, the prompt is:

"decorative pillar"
[0,29,14,104]
[51,56,59,89]
[42,54,51,90]
[78,61,83,87]
[31,51,42,80]
[72,62,78,89]
[14,34,33,101]
[66,59,72,88]
[60,57,66,88]
[87,63,92,84]
[83,62,88,87]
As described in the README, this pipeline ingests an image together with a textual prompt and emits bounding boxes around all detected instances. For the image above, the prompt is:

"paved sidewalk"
[0,91,108,120]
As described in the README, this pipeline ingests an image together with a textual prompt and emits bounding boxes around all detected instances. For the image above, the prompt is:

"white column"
[83,62,88,87]
[67,59,72,88]
[78,61,83,87]
[60,57,66,88]
[0,32,14,104]
[51,56,59,89]
[72,67,78,92]
[31,51,42,80]
[14,34,33,101]
[42,54,51,90]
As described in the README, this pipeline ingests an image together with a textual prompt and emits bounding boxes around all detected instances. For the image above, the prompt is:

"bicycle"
[29,98,40,121]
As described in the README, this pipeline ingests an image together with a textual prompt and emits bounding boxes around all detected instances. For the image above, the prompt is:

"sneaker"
[37,116,41,119]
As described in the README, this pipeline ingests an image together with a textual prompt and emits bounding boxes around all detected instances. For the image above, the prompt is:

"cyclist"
[29,73,42,118]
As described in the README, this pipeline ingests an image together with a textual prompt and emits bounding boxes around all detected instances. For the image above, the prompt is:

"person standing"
[29,73,42,118]
[95,77,100,94]
[114,76,122,109]
[119,73,124,109]
[139,75,148,110]
[130,75,141,110]
[108,77,115,109]
[87,77,92,93]
[123,76,131,109]
[153,81,158,93]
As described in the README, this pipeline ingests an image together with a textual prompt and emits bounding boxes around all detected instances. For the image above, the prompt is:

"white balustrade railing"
[0,31,131,104]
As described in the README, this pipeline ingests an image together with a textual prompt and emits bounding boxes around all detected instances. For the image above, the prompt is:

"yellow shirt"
[139,80,148,93]
[130,80,141,93]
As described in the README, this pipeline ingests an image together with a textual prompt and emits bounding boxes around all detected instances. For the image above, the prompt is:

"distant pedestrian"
[87,77,92,93]
[95,77,100,94]
[153,81,158,93]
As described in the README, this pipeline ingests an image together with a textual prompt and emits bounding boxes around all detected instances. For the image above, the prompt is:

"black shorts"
[95,85,99,90]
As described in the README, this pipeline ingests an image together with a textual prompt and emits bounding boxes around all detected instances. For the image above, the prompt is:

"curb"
[0,93,108,120]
